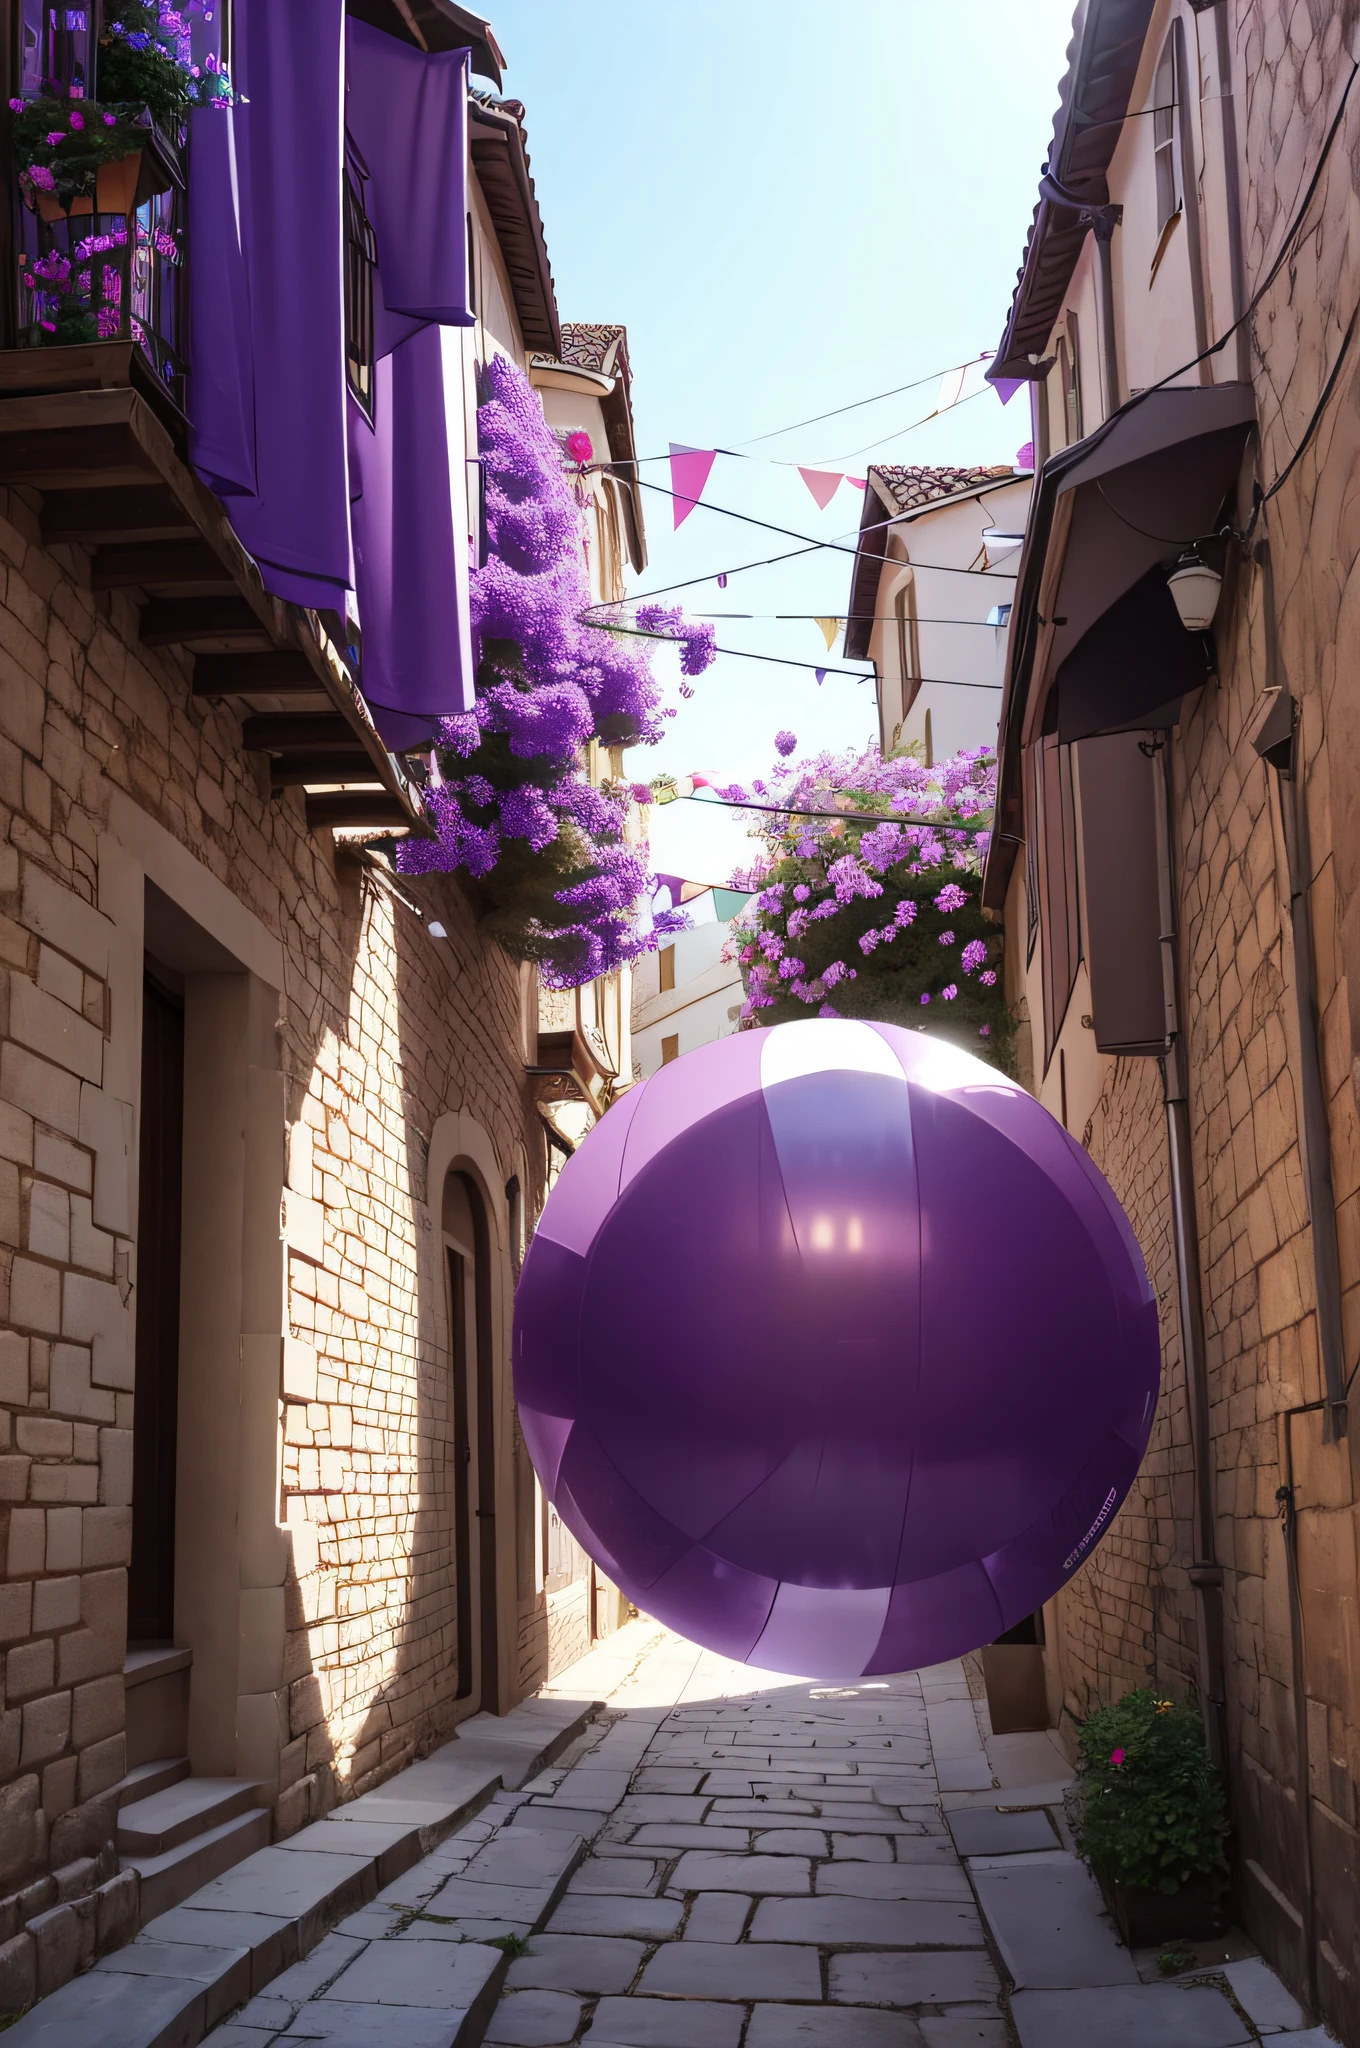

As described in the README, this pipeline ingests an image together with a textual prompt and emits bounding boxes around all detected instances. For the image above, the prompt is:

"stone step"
[109,1757,190,1813]
[121,1805,273,1923]
[118,1776,266,1856]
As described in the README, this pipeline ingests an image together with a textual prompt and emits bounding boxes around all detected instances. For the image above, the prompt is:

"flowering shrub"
[20,216,179,344]
[1075,1690,1228,1896]
[723,741,1010,1062]
[398,355,710,987]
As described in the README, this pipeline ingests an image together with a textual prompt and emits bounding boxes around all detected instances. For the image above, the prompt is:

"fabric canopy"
[189,2,478,734]
[189,0,351,612]
[350,327,476,746]
[345,18,473,351]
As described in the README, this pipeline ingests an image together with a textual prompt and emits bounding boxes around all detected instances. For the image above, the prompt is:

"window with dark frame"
[1063,312,1083,443]
[344,144,377,419]
[1152,30,1179,235]
[1036,733,1082,1065]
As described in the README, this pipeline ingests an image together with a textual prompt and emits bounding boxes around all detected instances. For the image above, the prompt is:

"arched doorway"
[443,1169,500,1712]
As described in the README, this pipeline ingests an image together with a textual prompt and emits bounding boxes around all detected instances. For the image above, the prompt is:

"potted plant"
[1074,1688,1230,1946]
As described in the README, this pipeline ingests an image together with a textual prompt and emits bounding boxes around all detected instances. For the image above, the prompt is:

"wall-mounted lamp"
[1167,549,1223,631]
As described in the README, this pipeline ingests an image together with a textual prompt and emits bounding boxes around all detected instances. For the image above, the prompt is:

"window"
[661,1034,679,1065]
[1035,734,1082,1064]
[1152,31,1179,235]
[1063,313,1083,443]
[894,576,921,708]
[658,945,675,994]
[344,145,377,418]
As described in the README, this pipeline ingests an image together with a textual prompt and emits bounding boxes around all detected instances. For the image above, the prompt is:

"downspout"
[1275,1403,1324,2020]
[1173,14,1210,378]
[1089,207,1123,414]
[1253,540,1349,1442]
[1151,736,1227,1765]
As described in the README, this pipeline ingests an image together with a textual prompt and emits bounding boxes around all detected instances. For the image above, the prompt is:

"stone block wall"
[0,460,593,1994]
[1036,6,1360,2033]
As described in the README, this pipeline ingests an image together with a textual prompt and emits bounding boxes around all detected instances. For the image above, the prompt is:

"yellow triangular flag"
[814,617,841,651]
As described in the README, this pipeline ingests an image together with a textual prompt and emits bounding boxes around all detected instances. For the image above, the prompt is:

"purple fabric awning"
[350,327,476,747]
[189,2,477,734]
[189,0,351,612]
[345,18,474,354]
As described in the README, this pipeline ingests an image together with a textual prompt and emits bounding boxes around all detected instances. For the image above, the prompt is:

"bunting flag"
[1016,440,1035,468]
[814,617,841,650]
[814,668,827,686]
[848,477,866,489]
[993,376,1025,405]
[797,467,846,511]
[669,444,718,528]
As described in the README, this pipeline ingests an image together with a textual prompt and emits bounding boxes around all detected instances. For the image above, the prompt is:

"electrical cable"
[591,615,1006,685]
[672,792,989,835]
[627,476,1023,577]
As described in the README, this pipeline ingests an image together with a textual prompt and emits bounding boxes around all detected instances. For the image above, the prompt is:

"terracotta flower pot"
[96,151,142,215]
[34,186,92,222]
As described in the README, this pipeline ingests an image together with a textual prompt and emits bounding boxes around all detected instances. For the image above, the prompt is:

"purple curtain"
[189,0,351,612]
[344,19,474,350]
[350,327,476,746]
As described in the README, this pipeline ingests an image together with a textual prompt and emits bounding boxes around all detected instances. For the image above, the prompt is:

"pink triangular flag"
[669,444,717,528]
[847,476,866,489]
[798,468,843,510]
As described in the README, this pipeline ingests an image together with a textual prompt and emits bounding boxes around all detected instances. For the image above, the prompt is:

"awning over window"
[984,382,1257,911]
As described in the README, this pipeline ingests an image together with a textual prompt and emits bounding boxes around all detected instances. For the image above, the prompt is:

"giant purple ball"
[514,1019,1159,1677]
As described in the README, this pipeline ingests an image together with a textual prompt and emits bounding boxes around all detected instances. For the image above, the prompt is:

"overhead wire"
[673,792,989,835]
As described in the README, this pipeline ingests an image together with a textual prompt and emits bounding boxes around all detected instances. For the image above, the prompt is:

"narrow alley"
[11,1620,1325,2047]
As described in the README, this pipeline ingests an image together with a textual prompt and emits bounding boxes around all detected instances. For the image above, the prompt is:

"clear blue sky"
[482,0,1075,884]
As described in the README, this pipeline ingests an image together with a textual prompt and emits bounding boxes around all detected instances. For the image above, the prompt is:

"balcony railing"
[11,4,197,406]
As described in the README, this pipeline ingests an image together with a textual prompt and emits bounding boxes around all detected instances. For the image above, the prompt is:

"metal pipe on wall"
[1151,735,1227,1765]
[1276,1402,1324,2020]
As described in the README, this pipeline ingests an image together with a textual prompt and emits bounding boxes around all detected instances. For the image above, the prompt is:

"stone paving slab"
[639,1938,822,2002]
[278,2000,472,2045]
[0,1966,208,2046]
[483,1990,582,2045]
[139,1907,302,1996]
[816,1861,973,1901]
[506,1933,646,1994]
[751,1894,985,1946]
[568,1859,659,1896]
[667,1851,810,1894]
[746,2005,923,2046]
[972,1854,1140,1989]
[547,1892,683,1939]
[1010,1983,1252,2046]
[947,1807,1058,1857]
[828,1949,1002,2005]
[581,1996,744,2045]
[1221,1955,1306,2031]
[317,1938,504,2011]
[92,1938,253,2026]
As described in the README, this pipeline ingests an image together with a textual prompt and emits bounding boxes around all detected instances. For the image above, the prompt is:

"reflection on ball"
[514,1018,1159,1678]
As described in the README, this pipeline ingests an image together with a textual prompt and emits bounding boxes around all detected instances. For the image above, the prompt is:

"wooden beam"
[140,596,270,646]
[92,540,234,590]
[241,714,358,752]
[0,422,155,488]
[305,792,408,831]
[42,486,197,545]
[193,652,321,697]
[270,753,373,787]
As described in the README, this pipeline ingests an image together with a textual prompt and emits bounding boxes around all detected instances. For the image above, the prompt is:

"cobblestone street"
[152,1621,1326,2048]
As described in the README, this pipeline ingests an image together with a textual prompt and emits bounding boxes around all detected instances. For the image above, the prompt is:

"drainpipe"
[1088,206,1124,414]
[1275,1403,1324,2019]
[1151,736,1227,1766]
[1252,541,1349,1442]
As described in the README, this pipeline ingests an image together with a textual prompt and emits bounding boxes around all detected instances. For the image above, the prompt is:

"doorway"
[443,1170,499,1712]
[129,967,184,1643]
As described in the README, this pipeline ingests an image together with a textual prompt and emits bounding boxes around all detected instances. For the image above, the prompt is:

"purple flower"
[777,956,805,979]
[920,992,931,1005]
[44,131,66,146]
[962,939,988,974]
[629,783,653,804]
[821,960,851,988]
[8,99,23,112]
[980,969,997,986]
[68,111,84,130]
[102,111,117,125]
[938,929,955,947]
[792,883,810,902]
[942,983,958,1001]
[934,883,969,913]
[827,854,883,903]
[775,729,797,757]
[818,1002,838,1017]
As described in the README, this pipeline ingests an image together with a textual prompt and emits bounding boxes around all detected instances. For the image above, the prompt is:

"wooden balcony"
[0,342,422,835]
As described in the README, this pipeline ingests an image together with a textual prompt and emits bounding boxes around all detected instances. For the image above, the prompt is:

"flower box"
[1097,1868,1229,1948]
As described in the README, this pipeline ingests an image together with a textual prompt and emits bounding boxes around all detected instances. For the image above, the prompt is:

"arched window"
[443,1170,499,1710]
